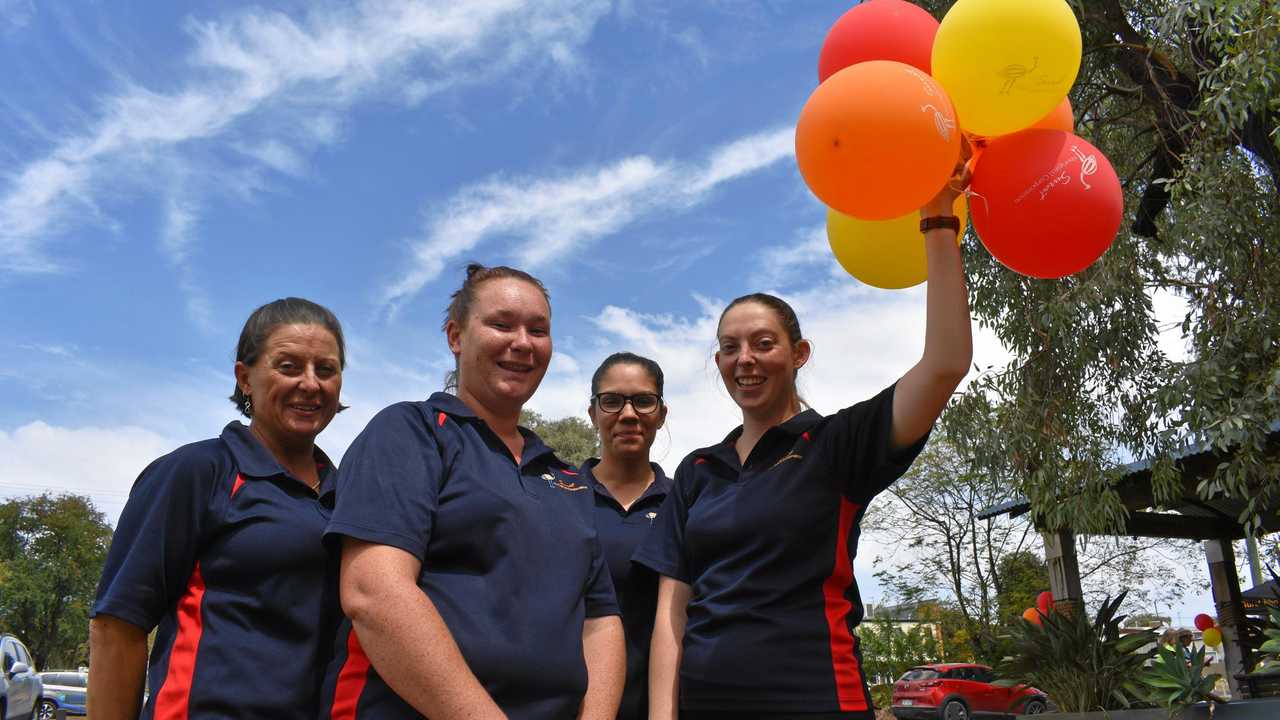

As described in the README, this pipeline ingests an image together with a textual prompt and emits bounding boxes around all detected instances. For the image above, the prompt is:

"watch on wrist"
[919,215,961,234]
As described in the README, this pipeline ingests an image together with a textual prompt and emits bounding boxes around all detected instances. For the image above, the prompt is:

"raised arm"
[578,615,625,719]
[649,576,693,720]
[87,615,149,720]
[892,159,975,450]
[340,538,506,720]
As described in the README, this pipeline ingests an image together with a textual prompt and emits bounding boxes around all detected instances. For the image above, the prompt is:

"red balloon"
[818,0,940,81]
[971,129,1121,278]
[1036,591,1055,615]
[1194,613,1216,631]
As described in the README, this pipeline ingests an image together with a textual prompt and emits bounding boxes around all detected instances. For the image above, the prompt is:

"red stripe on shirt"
[330,629,372,720]
[153,562,207,720]
[823,498,868,711]
[694,457,707,465]
[437,412,447,427]
[230,474,246,498]
[560,469,578,476]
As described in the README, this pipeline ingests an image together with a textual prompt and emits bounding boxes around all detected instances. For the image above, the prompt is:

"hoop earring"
[243,396,253,416]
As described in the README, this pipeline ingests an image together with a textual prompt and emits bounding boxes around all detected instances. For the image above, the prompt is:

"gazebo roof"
[977,420,1280,540]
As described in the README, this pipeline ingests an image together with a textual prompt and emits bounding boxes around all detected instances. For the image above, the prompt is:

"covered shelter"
[978,421,1280,696]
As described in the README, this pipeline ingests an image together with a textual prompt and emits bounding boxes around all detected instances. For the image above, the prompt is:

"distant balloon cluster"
[797,0,1121,287]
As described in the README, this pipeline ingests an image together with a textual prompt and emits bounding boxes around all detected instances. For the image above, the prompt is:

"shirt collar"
[695,408,823,466]
[580,457,673,504]
[426,391,560,469]
[220,421,336,494]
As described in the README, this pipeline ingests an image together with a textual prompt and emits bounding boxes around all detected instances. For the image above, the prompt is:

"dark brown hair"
[442,262,551,391]
[230,297,347,418]
[591,352,665,398]
[718,292,807,406]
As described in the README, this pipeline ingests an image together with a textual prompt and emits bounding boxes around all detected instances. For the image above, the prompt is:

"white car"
[0,634,42,720]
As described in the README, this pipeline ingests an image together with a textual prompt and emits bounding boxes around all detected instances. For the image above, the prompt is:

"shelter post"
[1043,528,1085,618]
[1205,538,1248,697]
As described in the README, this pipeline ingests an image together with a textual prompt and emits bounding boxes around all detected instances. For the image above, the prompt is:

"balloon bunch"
[1195,613,1223,648]
[1021,590,1055,626]
[798,0,1122,287]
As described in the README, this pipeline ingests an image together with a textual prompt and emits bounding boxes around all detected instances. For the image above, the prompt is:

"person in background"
[89,297,346,720]
[580,352,673,720]
[320,263,624,720]
[636,159,974,719]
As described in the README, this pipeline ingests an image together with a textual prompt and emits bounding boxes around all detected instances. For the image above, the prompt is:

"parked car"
[0,634,42,720]
[36,671,86,719]
[891,663,1047,720]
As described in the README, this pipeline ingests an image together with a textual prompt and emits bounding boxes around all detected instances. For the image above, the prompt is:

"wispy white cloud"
[753,223,841,287]
[161,196,215,332]
[0,0,613,273]
[382,126,795,315]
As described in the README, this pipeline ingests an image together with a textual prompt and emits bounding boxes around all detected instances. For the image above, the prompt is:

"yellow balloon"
[828,197,968,289]
[932,0,1081,137]
[1202,627,1223,647]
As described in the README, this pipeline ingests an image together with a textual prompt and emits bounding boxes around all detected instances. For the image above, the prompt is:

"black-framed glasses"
[592,392,662,415]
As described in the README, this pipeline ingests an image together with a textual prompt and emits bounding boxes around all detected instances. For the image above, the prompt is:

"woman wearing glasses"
[579,352,672,720]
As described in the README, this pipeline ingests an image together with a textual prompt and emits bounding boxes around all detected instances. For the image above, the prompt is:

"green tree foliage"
[858,615,941,685]
[867,432,1201,662]
[995,551,1050,626]
[0,494,112,669]
[520,409,599,467]
[909,0,1280,534]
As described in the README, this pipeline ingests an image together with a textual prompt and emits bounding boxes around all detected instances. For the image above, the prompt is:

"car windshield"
[900,668,941,681]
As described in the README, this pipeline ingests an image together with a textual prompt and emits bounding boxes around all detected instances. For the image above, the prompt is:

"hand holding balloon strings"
[921,137,975,221]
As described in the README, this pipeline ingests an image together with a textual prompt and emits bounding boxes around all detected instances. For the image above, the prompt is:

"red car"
[891,663,1047,719]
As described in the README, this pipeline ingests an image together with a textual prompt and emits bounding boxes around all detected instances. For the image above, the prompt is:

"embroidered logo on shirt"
[542,472,588,491]
[646,511,658,524]
[769,452,804,469]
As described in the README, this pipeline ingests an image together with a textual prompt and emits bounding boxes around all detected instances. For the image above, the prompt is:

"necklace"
[307,477,322,494]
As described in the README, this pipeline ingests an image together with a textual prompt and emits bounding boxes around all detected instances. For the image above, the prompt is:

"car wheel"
[37,700,57,720]
[1023,698,1047,714]
[940,698,969,720]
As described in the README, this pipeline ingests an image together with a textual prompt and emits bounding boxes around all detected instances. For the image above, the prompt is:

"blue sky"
[0,0,1214,620]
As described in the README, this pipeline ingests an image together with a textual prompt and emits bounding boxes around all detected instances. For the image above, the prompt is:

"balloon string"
[966,188,990,216]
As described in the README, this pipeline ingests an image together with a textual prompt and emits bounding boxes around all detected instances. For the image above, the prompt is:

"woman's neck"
[593,452,654,510]
[735,400,802,464]
[250,423,318,485]
[457,388,524,461]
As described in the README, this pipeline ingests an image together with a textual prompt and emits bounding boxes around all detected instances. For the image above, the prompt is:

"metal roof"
[975,420,1280,539]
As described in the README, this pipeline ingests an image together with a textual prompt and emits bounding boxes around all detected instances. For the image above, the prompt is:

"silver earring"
[243,396,253,416]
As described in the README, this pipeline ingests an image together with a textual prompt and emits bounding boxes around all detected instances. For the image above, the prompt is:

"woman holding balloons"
[635,156,975,717]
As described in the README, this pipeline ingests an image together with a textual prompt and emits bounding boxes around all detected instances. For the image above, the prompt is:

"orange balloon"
[1032,97,1074,132]
[1022,608,1043,626]
[796,60,962,221]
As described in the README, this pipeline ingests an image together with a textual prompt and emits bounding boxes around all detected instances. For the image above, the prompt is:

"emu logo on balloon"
[998,57,1039,95]
[1071,145,1098,190]
[921,104,956,142]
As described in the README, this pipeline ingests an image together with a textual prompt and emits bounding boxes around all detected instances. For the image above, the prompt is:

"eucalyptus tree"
[915,0,1279,533]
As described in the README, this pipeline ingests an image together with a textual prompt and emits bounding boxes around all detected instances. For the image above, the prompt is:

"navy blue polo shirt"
[92,422,338,720]
[319,393,619,720]
[579,458,672,720]
[633,384,928,716]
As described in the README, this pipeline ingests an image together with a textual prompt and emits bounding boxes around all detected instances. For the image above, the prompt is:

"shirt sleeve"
[630,458,693,583]
[91,445,221,631]
[824,382,931,504]
[325,403,444,561]
[583,533,620,618]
